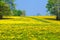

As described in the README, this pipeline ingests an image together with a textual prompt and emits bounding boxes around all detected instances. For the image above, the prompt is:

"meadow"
[0,16,60,40]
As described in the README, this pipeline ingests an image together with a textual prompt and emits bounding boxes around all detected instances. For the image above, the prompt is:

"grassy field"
[0,16,60,40]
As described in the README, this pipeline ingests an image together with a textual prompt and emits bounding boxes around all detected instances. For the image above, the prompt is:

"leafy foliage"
[0,0,25,17]
[0,1,11,16]
[46,0,59,15]
[13,10,23,16]
[46,0,60,20]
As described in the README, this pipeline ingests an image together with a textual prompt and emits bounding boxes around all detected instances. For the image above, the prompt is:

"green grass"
[0,16,60,40]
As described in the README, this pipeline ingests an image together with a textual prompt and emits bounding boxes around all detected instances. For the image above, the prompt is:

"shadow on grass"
[0,18,13,20]
[44,18,60,21]
[30,17,50,23]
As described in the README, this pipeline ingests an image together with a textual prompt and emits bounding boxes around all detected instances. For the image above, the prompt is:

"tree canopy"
[46,0,60,20]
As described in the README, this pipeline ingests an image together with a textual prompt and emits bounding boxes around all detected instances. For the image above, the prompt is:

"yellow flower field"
[0,16,60,40]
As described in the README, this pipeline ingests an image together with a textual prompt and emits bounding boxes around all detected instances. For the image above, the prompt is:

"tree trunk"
[0,15,3,19]
[56,13,60,20]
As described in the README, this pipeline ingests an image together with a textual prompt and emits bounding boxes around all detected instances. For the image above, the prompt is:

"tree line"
[0,0,25,19]
[0,0,60,20]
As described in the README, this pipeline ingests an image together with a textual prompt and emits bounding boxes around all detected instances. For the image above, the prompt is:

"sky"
[15,0,48,16]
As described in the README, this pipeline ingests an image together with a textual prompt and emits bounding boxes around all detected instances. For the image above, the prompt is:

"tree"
[37,13,41,16]
[21,10,26,16]
[13,10,26,16]
[0,0,16,15]
[13,10,22,16]
[46,0,60,20]
[46,13,49,16]
[0,1,10,19]
[0,0,15,10]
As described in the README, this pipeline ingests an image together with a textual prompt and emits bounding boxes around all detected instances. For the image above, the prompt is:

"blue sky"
[15,0,48,16]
